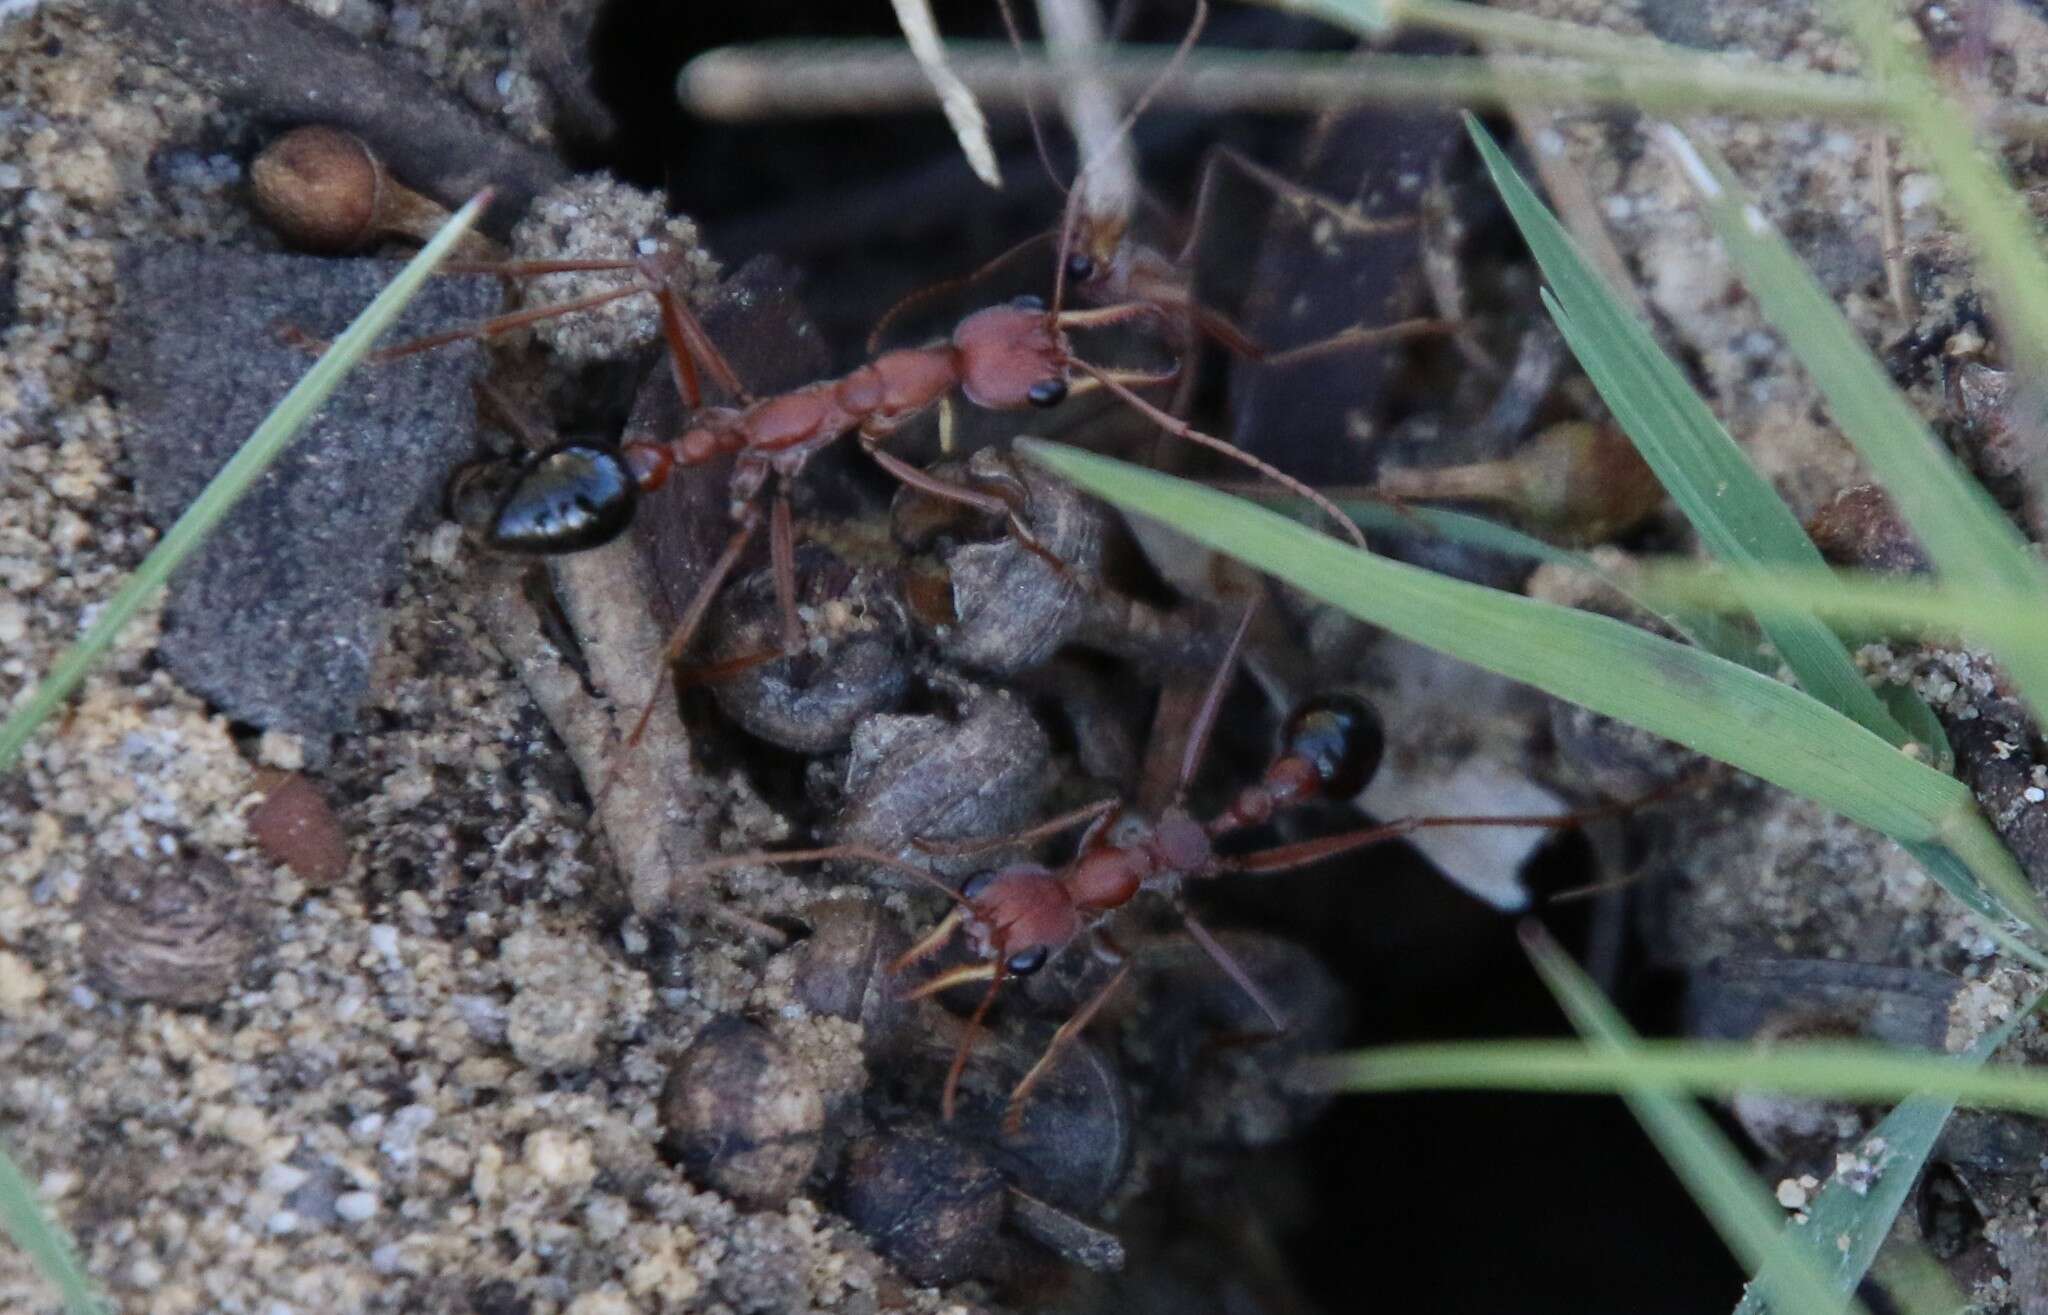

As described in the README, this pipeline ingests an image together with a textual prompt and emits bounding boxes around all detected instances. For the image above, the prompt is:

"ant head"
[950,303,1069,412]
[960,863,1076,975]
[1282,693,1386,798]
[483,442,639,553]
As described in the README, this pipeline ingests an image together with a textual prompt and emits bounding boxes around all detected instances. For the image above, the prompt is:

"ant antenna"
[995,0,1072,199]
[863,231,1058,355]
[1070,357,1370,550]
[943,960,1009,1120]
[1049,0,1210,317]
[1176,602,1257,805]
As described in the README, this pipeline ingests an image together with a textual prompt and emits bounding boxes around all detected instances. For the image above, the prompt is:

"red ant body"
[431,238,1360,736]
[473,275,1138,559]
[689,608,1618,1129]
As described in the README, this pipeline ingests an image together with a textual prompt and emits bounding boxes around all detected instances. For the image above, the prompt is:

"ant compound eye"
[1026,378,1069,409]
[1010,293,1047,312]
[1282,693,1385,798]
[1005,946,1049,976]
[961,871,996,902]
[489,443,637,553]
[1064,252,1096,283]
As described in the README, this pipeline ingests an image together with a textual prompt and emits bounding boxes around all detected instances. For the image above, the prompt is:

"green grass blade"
[1304,1037,2048,1115]
[0,1140,100,1315]
[1731,991,2044,1315]
[1333,496,1765,668]
[0,191,491,775]
[1467,117,1921,751]
[1655,126,2048,722]
[1017,440,2044,937]
[1638,562,2048,655]
[1522,926,1856,1315]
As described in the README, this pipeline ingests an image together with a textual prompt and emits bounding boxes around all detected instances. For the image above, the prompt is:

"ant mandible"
[684,606,1629,1131]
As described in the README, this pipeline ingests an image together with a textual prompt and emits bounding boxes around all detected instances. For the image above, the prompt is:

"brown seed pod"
[250,125,453,253]
[929,1016,1131,1214]
[838,1125,1005,1286]
[660,1018,824,1209]
[79,854,256,1007]
[707,544,911,753]
[827,676,1050,886]
[894,447,1218,678]
[1131,930,1346,1149]
[791,897,914,1053]
[1374,420,1664,545]
[892,447,1105,675]
[247,770,350,886]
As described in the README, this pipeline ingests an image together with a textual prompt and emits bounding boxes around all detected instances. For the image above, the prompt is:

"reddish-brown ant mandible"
[683,607,1627,1130]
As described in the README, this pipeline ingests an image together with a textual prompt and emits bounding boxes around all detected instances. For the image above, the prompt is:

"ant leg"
[1256,318,1457,370]
[1069,358,1368,551]
[1170,605,1257,807]
[865,231,1059,356]
[1002,939,1131,1135]
[670,842,963,900]
[1216,785,1678,877]
[861,436,1071,575]
[675,484,803,690]
[609,501,763,771]
[909,798,1120,859]
[771,488,801,653]
[1177,144,1417,273]
[281,284,651,362]
[1176,907,1287,1034]
[943,968,1008,1123]
[471,379,554,449]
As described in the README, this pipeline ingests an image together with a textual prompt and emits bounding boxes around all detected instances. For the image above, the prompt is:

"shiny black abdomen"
[1282,693,1385,798]
[489,443,638,553]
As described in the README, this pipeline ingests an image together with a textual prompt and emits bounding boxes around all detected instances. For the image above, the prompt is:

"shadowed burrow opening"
[579,4,1737,1308]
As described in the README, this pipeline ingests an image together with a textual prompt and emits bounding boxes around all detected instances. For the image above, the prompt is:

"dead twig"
[474,555,787,946]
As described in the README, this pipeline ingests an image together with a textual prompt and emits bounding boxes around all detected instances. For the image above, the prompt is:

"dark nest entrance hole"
[580,1,1740,1309]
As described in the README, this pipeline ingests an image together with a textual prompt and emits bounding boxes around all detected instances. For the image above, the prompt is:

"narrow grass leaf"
[1468,118,1920,750]
[1638,563,2048,657]
[1732,990,2045,1315]
[1334,496,1765,668]
[1018,440,2043,935]
[1655,125,2048,721]
[1522,926,1855,1315]
[0,1139,100,1315]
[1304,1037,2048,1116]
[0,192,491,775]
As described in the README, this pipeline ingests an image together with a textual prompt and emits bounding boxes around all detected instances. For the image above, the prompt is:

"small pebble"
[335,1191,378,1222]
[247,771,349,886]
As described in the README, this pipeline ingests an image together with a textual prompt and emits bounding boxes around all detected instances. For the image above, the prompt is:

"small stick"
[678,41,2048,142]
[472,557,786,945]
[1873,132,1916,324]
